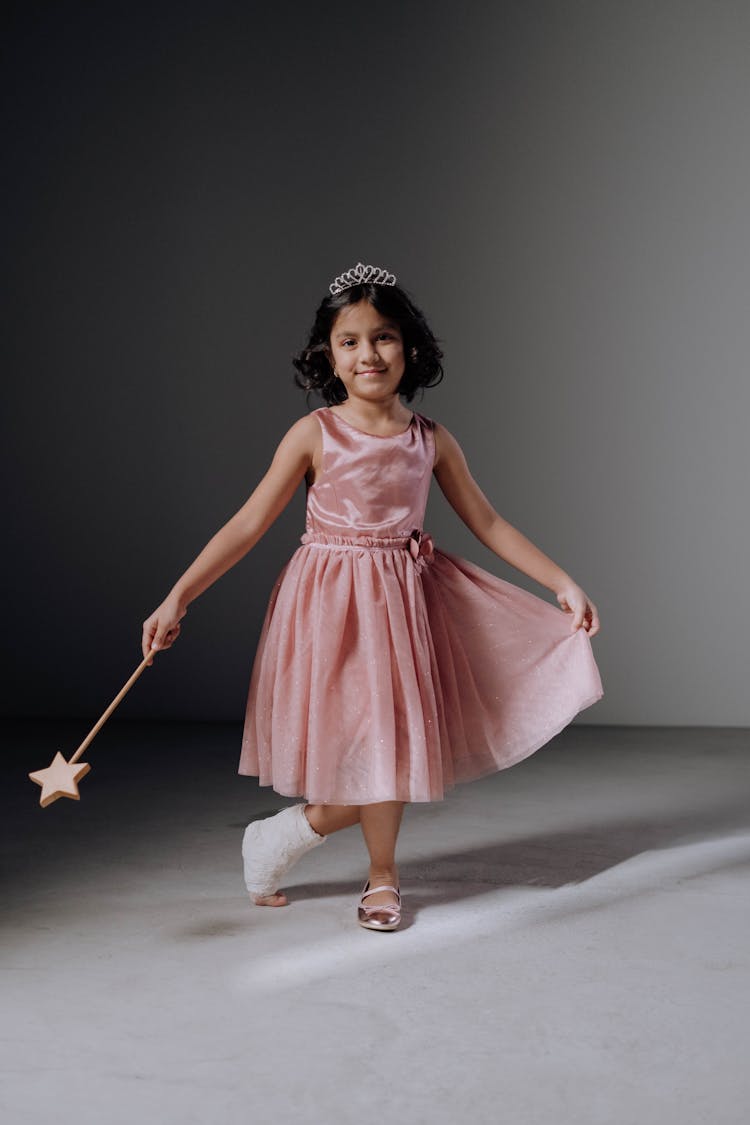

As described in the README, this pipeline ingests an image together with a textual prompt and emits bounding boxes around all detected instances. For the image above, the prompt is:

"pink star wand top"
[28,649,159,808]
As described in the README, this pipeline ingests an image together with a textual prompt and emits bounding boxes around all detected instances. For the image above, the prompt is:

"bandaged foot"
[242,803,327,903]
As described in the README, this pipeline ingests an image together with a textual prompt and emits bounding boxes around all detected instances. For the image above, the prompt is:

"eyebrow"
[333,322,399,339]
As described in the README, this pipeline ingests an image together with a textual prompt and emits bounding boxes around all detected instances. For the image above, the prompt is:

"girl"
[142,262,603,933]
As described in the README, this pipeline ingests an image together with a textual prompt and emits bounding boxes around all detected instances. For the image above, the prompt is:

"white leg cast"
[242,804,327,899]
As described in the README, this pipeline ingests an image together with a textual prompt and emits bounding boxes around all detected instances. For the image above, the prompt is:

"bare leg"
[304,803,361,837]
[358,801,406,909]
[255,803,361,907]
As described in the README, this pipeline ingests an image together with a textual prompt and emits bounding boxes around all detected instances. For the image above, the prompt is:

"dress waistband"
[300,529,435,572]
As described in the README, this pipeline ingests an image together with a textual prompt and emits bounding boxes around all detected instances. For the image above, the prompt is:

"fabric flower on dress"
[409,529,435,574]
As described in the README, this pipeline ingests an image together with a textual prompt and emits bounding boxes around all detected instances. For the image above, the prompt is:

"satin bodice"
[304,407,435,541]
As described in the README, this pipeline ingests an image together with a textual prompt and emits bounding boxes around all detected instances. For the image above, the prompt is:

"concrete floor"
[2,720,748,1125]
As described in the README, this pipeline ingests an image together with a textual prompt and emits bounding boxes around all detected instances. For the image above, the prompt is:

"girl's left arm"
[432,423,600,636]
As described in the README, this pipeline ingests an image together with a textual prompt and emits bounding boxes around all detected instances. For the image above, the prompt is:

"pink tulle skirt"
[239,539,603,804]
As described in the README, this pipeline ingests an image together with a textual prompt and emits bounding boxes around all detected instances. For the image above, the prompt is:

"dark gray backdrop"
[4,1,749,725]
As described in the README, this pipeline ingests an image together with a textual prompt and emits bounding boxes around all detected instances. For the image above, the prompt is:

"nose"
[360,339,381,364]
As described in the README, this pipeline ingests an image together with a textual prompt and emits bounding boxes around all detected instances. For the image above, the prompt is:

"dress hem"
[237,685,604,805]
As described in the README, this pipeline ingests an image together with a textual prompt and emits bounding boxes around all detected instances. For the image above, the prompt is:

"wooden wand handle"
[69,650,158,765]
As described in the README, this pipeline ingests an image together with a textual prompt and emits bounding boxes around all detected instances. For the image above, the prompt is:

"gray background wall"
[4,1,748,725]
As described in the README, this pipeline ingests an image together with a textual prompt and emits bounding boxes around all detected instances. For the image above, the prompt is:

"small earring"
[410,347,418,361]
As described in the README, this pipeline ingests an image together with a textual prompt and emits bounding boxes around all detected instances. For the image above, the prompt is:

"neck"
[335,396,411,427]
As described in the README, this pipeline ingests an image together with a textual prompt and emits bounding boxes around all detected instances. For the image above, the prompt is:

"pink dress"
[239,407,603,804]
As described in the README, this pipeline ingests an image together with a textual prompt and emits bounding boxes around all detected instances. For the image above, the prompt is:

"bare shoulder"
[284,411,322,441]
[273,412,321,463]
[431,420,466,470]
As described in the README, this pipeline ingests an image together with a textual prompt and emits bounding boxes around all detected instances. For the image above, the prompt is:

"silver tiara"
[329,261,397,296]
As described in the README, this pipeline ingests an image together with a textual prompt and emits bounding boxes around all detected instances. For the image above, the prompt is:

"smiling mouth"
[357,369,387,375]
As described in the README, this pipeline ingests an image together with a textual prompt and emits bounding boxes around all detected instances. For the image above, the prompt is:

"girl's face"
[327,299,406,404]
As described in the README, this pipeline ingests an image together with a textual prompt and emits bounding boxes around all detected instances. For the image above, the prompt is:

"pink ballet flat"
[357,881,402,931]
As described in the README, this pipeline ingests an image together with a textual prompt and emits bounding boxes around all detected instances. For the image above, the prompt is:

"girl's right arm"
[141,414,320,660]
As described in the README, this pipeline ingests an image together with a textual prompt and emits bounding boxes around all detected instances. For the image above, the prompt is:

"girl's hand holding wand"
[142,594,187,663]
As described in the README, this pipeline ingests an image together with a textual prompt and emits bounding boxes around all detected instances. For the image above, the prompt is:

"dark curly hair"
[292,280,444,405]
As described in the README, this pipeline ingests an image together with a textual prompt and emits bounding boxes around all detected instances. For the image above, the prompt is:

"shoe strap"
[361,883,400,901]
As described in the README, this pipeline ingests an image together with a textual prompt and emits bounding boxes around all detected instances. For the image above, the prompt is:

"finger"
[143,625,157,662]
[578,605,598,636]
[154,624,181,654]
[150,626,169,659]
[161,626,180,649]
